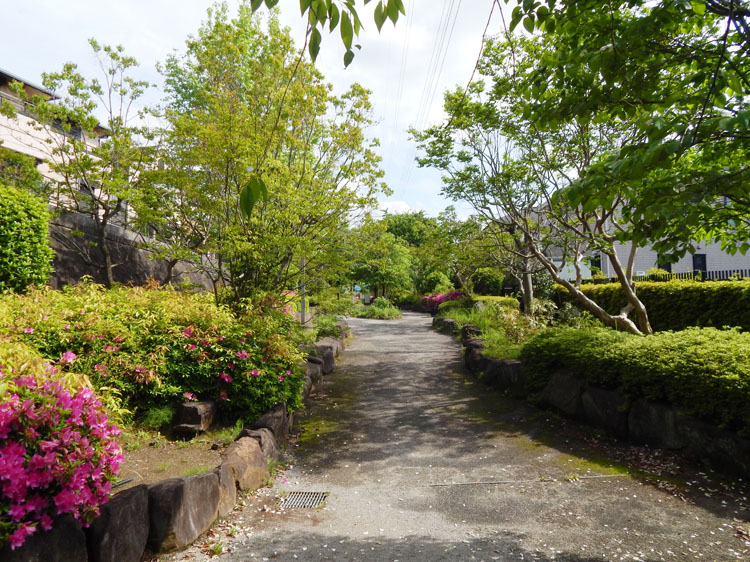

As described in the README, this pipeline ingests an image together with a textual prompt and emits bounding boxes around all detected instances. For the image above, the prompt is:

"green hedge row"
[520,327,750,435]
[553,280,750,331]
[0,183,53,292]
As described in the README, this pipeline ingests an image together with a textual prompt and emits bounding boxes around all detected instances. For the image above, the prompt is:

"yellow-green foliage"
[0,282,304,420]
[554,280,750,331]
[521,327,750,435]
[473,295,520,310]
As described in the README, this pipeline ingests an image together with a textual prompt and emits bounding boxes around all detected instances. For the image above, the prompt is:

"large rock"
[238,427,282,461]
[581,386,629,439]
[302,375,313,400]
[461,324,482,344]
[463,337,484,352]
[483,359,523,391]
[86,484,149,562]
[221,436,270,490]
[336,321,352,341]
[305,361,323,386]
[317,337,343,357]
[173,400,216,436]
[214,463,237,518]
[147,472,220,553]
[0,515,86,562]
[628,399,684,449]
[677,418,750,477]
[314,345,335,374]
[464,347,489,374]
[538,371,584,418]
[251,402,292,441]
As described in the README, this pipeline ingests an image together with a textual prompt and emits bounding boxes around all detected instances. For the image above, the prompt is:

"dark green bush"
[470,267,505,296]
[553,280,750,331]
[520,327,750,435]
[418,270,454,294]
[0,183,54,292]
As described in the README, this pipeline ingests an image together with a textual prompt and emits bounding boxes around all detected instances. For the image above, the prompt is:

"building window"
[692,253,707,275]
[657,255,672,273]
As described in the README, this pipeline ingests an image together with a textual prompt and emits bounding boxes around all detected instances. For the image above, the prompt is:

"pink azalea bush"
[420,290,466,308]
[0,344,122,551]
[0,282,305,421]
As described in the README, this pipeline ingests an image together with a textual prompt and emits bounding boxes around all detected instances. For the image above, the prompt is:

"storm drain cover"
[280,491,329,509]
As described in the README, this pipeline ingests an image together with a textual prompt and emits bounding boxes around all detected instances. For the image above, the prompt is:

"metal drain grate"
[280,491,329,509]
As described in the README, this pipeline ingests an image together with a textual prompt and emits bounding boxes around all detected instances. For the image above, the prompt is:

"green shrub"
[352,297,402,319]
[436,295,475,314]
[0,183,54,292]
[313,313,345,339]
[520,327,750,435]
[553,280,750,331]
[0,282,304,421]
[470,267,505,296]
[418,270,454,295]
[474,295,520,310]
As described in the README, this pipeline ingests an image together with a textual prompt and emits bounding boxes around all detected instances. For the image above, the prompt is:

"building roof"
[0,67,58,100]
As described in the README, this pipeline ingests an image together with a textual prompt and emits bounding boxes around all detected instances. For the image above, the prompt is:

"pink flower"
[219,390,228,400]
[182,327,193,338]
[227,363,235,370]
[286,370,291,375]
[9,522,36,550]
[112,336,125,343]
[59,351,77,364]
[187,344,196,351]
[103,345,119,353]
[40,314,49,321]
[94,364,108,377]
[219,372,233,383]
[63,324,70,330]
[236,351,250,360]
[278,375,285,382]
[262,357,268,363]
[251,369,259,377]
[184,392,197,401]
[23,327,34,334]
[216,336,225,342]
[79,310,86,315]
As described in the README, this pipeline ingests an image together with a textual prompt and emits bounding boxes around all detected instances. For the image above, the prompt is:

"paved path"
[163,313,749,561]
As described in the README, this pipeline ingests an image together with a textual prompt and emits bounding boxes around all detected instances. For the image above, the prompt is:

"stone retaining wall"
[1,329,350,561]
[433,316,750,478]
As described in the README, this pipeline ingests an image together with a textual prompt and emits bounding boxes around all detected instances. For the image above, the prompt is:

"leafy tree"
[506,0,750,257]
[148,6,384,300]
[350,222,413,298]
[0,147,48,198]
[415,35,655,334]
[4,40,154,287]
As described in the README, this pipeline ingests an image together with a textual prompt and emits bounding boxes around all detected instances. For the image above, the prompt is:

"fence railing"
[581,269,750,285]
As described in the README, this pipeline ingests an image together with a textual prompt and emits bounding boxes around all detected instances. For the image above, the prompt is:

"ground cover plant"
[352,297,402,320]
[438,298,538,360]
[0,281,305,423]
[0,340,122,550]
[520,327,750,436]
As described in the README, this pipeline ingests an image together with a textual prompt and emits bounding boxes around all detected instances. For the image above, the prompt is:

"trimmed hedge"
[520,327,750,435]
[474,295,520,310]
[553,280,750,331]
[0,184,54,292]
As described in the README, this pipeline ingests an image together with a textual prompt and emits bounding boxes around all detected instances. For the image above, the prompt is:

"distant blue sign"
[354,285,361,292]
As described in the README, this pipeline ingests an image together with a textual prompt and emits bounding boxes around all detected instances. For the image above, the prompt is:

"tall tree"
[415,36,655,334]
[507,0,750,257]
[3,40,154,287]
[146,5,385,300]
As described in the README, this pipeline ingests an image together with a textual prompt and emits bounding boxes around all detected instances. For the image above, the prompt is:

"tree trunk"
[521,270,534,313]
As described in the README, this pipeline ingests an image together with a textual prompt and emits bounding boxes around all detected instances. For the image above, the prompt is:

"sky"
[0,0,509,219]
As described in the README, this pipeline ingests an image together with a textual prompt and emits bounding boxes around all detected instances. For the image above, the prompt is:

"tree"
[415,35,655,334]
[147,6,385,301]
[350,222,413,298]
[4,40,154,287]
[506,0,750,257]
[0,147,48,198]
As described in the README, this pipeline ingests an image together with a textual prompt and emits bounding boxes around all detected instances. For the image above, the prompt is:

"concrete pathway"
[162,313,750,561]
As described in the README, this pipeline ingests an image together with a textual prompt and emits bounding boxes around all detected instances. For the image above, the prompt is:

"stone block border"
[2,326,351,561]
[433,317,750,479]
